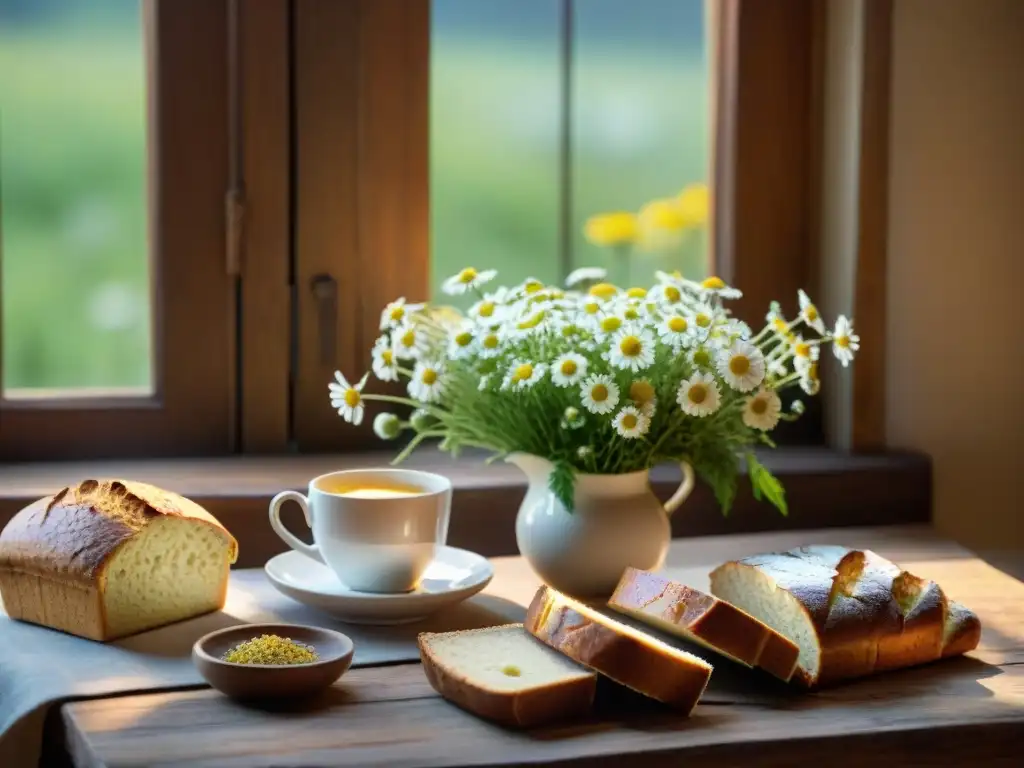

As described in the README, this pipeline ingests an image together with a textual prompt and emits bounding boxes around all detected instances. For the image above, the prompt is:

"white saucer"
[264,546,494,625]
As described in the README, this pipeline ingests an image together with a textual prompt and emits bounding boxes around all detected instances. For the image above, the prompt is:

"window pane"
[572,0,711,286]
[430,0,562,309]
[0,0,152,395]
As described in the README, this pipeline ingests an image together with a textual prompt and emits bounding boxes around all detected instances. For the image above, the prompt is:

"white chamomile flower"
[560,406,585,430]
[503,360,546,390]
[373,412,402,440]
[507,308,549,339]
[378,297,422,331]
[652,280,685,306]
[447,324,476,360]
[565,266,607,287]
[690,345,714,370]
[477,328,504,358]
[688,303,716,340]
[791,335,820,374]
[617,299,647,324]
[659,313,693,350]
[800,362,821,395]
[591,312,626,340]
[768,357,789,378]
[831,315,860,367]
[696,275,743,300]
[391,321,428,360]
[723,319,753,341]
[607,326,656,372]
[328,371,369,425]
[551,352,588,387]
[408,360,446,403]
[628,379,658,418]
[654,269,685,286]
[717,340,766,392]
[742,388,782,431]
[580,374,620,415]
[798,289,827,334]
[443,267,497,295]
[371,336,399,381]
[676,371,721,418]
[553,318,588,345]
[613,405,650,439]
[469,296,503,323]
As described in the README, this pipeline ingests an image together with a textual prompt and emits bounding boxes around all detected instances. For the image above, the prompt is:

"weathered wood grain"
[61,527,1024,767]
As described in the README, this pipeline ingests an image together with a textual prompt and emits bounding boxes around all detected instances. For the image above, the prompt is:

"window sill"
[0,447,930,568]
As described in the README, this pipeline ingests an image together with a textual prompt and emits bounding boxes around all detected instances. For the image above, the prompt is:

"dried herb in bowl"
[222,634,320,665]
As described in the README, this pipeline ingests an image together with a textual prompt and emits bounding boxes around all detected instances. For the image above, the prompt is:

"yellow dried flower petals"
[222,634,320,666]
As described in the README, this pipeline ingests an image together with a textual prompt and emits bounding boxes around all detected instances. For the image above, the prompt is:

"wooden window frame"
[0,0,235,461]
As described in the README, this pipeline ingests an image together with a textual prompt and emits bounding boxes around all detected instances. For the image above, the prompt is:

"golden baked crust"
[710,546,982,688]
[609,567,799,682]
[525,585,712,714]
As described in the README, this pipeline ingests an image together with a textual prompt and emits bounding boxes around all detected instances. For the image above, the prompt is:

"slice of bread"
[608,567,799,682]
[525,585,712,715]
[418,624,597,728]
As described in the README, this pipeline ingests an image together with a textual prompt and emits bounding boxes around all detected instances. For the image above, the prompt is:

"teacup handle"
[269,491,324,563]
[663,462,696,516]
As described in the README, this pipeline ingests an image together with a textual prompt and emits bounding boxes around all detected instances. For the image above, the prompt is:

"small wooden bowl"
[192,623,354,701]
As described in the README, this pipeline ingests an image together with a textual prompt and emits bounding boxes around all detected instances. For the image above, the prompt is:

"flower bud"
[410,408,439,432]
[373,413,402,440]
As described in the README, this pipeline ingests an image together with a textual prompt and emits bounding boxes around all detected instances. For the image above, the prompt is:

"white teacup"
[269,468,453,593]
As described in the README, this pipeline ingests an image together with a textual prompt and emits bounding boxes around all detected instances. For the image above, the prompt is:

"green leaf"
[548,460,576,512]
[747,452,788,517]
[690,447,738,517]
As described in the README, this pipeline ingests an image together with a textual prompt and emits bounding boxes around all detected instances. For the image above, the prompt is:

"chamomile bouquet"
[328,266,859,514]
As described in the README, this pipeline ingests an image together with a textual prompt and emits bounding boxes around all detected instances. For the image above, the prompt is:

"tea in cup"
[269,468,452,593]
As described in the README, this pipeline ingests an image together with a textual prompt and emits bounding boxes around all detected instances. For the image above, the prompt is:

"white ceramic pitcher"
[508,453,695,598]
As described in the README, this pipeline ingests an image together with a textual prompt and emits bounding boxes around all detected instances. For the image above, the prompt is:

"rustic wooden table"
[61,525,1024,767]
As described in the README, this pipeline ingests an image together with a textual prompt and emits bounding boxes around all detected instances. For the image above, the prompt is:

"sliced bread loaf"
[709,546,982,687]
[525,585,713,714]
[608,567,799,682]
[418,624,597,728]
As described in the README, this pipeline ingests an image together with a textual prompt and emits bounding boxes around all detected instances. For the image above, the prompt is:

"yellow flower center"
[808,362,819,381]
[795,342,811,358]
[478,301,495,317]
[513,364,534,382]
[483,334,499,349]
[600,316,622,333]
[663,285,682,303]
[400,330,416,347]
[518,311,545,329]
[524,280,543,294]
[836,335,850,348]
[751,397,768,415]
[458,267,478,284]
[626,287,647,299]
[421,369,438,385]
[589,283,618,300]
[668,316,688,333]
[630,380,655,405]
[696,313,712,328]
[343,389,361,407]
[561,324,581,337]
[773,317,788,332]
[804,304,819,322]
[584,301,600,315]
[688,384,708,404]
[591,384,609,402]
[389,306,405,321]
[455,332,473,347]
[693,348,711,367]
[382,350,393,365]
[701,276,726,290]
[619,335,643,357]
[729,355,750,376]
[621,413,639,430]
[560,360,578,376]
[624,307,640,320]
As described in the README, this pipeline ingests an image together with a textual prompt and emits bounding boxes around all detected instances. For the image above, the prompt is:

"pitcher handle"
[663,462,696,516]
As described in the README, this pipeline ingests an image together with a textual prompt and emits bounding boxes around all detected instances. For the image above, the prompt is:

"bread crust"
[0,479,238,640]
[710,546,982,688]
[608,567,798,682]
[525,585,712,714]
[417,625,596,728]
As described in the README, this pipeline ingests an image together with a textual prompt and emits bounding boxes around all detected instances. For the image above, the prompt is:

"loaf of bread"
[418,624,597,728]
[609,567,800,682]
[709,545,982,687]
[0,479,238,641]
[525,585,712,714]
